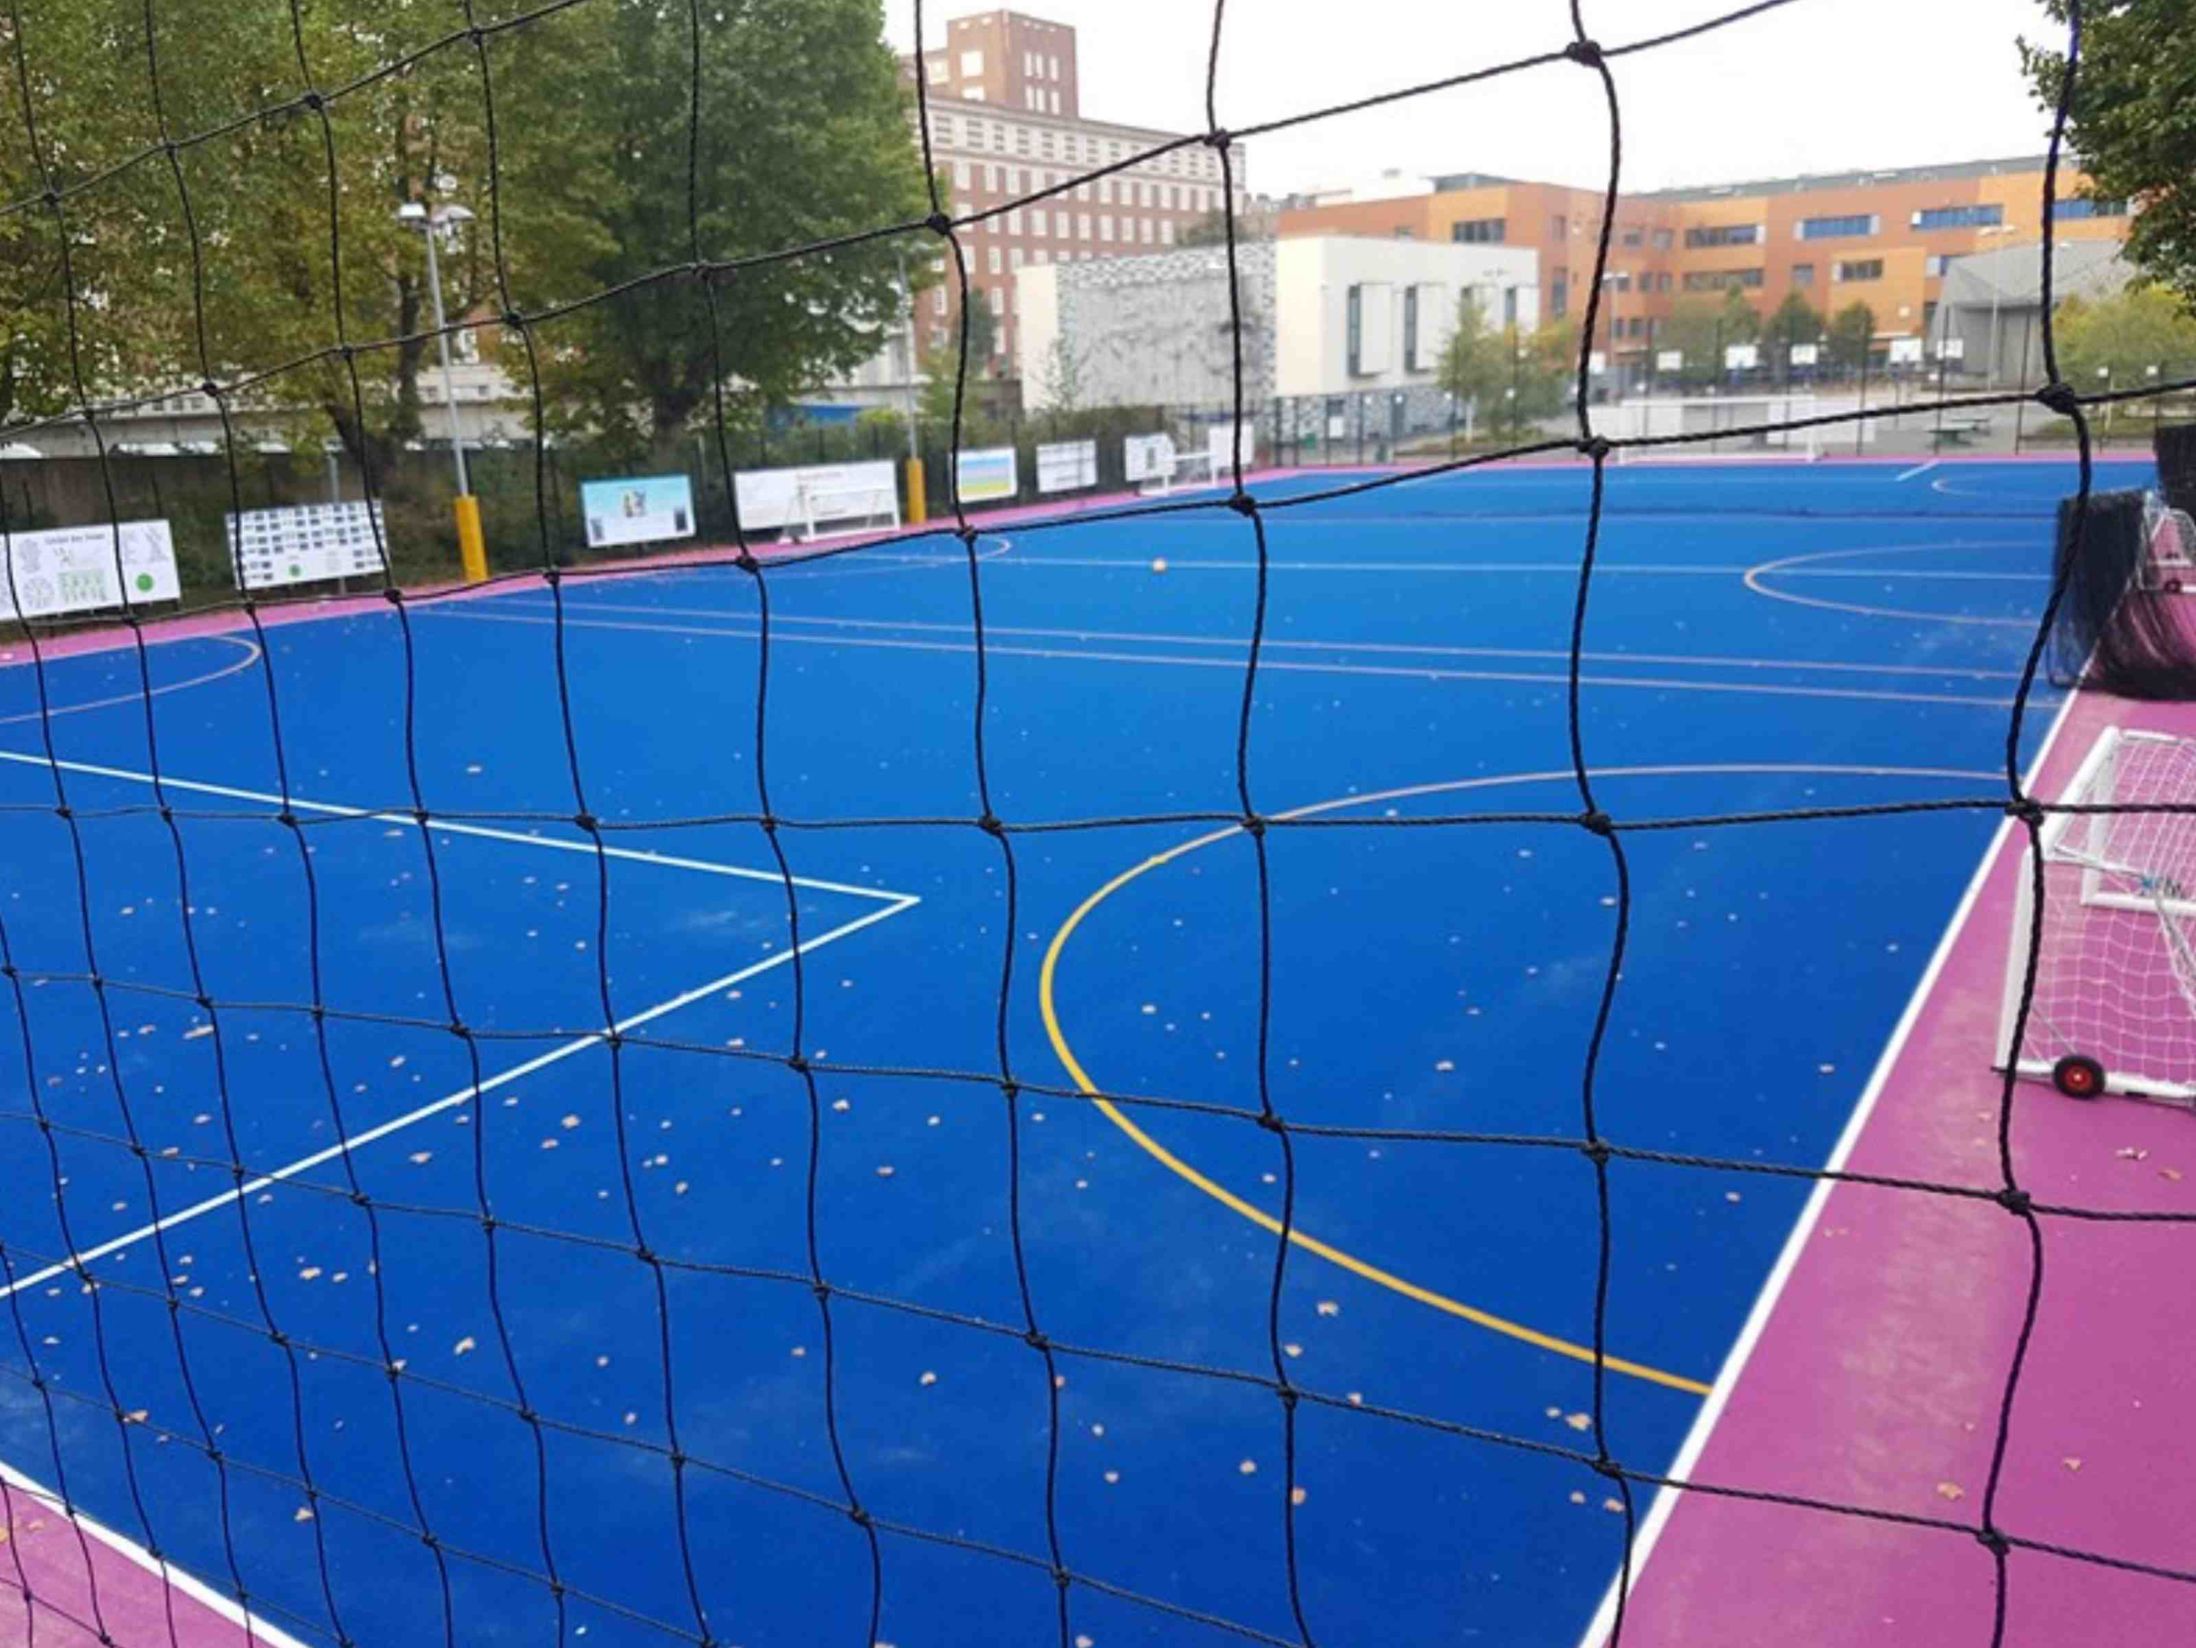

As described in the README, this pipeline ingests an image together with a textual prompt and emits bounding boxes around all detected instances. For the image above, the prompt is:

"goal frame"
[783,477,901,544]
[1999,725,2196,1104]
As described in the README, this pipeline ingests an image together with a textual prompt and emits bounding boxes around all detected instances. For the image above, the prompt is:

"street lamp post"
[398,201,487,584]
[893,248,927,524]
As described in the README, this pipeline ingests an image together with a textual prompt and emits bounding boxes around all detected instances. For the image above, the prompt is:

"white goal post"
[1604,395,1843,463]
[2000,726,2196,1105]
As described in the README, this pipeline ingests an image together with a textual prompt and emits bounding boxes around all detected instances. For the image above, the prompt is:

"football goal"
[2001,726,2196,1106]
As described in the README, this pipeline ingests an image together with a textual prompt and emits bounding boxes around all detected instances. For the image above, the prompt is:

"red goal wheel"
[2051,1054,2107,1100]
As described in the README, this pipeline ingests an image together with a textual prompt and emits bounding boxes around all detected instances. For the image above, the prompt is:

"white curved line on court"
[429,605,2028,709]
[0,633,264,728]
[510,596,2030,684]
[1743,542,2043,628]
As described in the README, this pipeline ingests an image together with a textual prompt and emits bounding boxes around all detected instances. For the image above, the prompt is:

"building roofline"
[905,88,1211,149]
[1626,155,2057,201]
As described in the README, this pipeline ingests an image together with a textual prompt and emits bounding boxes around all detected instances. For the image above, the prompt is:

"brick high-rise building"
[919,9,1080,118]
[827,9,1247,404]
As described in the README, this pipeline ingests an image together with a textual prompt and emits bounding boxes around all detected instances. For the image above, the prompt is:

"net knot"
[1582,1139,1614,1166]
[412,807,431,827]
[2036,381,2081,417]
[1976,1526,2011,1557]
[999,1077,1020,1100]
[957,524,981,547]
[1565,38,1606,68]
[198,379,219,400]
[978,812,1005,837]
[1577,434,1613,463]
[383,586,405,604]
[276,809,299,829]
[811,1278,833,1302]
[447,1020,470,1041]
[1996,1186,2033,1216]
[1204,127,1232,151]
[1578,809,1615,837]
[542,565,562,586]
[1023,1328,1050,1352]
[785,1051,808,1073]
[53,803,72,821]
[1591,1455,1623,1480]
[194,991,214,1011]
[1052,1567,1072,1592]
[499,308,526,335]
[300,90,325,113]
[1227,490,1257,517]
[634,1243,657,1266]
[2005,797,2045,827]
[1276,1384,1299,1409]
[573,811,600,833]
[1242,812,1267,837]
[1256,1110,1286,1134]
[926,210,953,236]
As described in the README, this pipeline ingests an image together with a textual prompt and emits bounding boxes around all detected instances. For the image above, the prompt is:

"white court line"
[501,598,2030,683]
[0,893,918,1306]
[893,554,2044,579]
[0,748,903,905]
[1895,459,1941,482]
[429,607,2030,710]
[0,1459,310,1647]
[1572,685,2085,1648]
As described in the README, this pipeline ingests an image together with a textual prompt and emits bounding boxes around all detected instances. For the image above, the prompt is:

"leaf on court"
[453,1336,477,1356]
[1315,1301,1339,1317]
[1564,1412,1592,1432]
[1935,1481,1966,1501]
[876,1165,896,1178]
[2116,1146,2149,1161]
[1569,1491,1587,1505]
[2063,1457,2083,1472]
[561,1114,581,1130]
[1103,1470,1120,1485]
[1601,1498,1624,1515]
[409,1152,432,1165]
[293,1507,314,1523]
[1290,1486,1308,1507]
[540,1138,559,1150]
[298,1266,322,1281]
[1237,1460,1257,1476]
[919,1372,937,1387]
[2161,1167,2185,1182]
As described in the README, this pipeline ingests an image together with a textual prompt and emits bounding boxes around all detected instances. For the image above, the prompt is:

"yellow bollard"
[903,456,927,526]
[453,493,488,583]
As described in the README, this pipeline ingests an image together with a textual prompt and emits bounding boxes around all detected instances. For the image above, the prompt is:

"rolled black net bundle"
[2050,487,2196,698]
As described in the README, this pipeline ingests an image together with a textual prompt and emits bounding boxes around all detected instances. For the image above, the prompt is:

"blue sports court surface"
[0,455,2151,1647]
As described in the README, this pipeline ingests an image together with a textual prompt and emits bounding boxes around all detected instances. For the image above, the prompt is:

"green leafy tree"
[1039,336,1087,413]
[1766,290,1824,352]
[1717,286,1762,347]
[2054,286,2196,387]
[1825,302,1878,371]
[1439,294,1572,435]
[2021,3,2196,305]
[1655,298,1726,386]
[546,0,932,453]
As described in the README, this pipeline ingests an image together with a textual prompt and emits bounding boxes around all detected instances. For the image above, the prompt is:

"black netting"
[0,1,2191,1646]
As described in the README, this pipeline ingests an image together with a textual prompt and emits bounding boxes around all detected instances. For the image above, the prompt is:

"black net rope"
[0,0,2188,1645]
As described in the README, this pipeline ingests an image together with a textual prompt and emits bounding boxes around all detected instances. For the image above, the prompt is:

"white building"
[1016,234,1539,420]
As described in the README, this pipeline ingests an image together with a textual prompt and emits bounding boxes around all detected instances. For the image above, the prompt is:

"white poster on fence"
[1723,343,1759,371]
[1206,422,1256,475]
[733,461,897,532]
[1888,336,1925,366]
[227,500,386,589]
[1035,439,1097,495]
[956,446,1018,504]
[1789,343,1820,367]
[581,474,695,549]
[1123,433,1174,483]
[0,520,180,620]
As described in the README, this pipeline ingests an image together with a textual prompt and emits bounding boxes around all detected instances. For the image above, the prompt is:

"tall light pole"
[893,247,926,524]
[398,201,487,583]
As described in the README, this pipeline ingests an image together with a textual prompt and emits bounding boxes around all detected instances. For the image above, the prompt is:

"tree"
[2021,3,2196,305]
[1437,294,1572,436]
[1824,302,1877,371]
[2054,286,2196,387]
[1655,298,1726,386]
[1039,336,1087,413]
[1766,290,1824,352]
[545,0,933,453]
[1717,287,1762,347]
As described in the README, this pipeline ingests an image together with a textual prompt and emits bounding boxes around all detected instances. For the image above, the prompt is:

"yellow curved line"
[1038,763,2002,1399]
[0,634,265,727]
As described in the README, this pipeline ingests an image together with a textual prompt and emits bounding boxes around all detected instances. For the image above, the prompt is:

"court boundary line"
[0,634,265,728]
[0,748,906,903]
[0,893,918,1307]
[426,607,2032,710]
[0,1458,312,1648]
[1039,762,2003,1401]
[485,598,2035,684]
[1572,686,2087,1648]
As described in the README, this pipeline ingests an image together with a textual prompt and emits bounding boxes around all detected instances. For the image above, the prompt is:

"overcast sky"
[883,0,2070,198]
